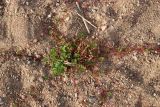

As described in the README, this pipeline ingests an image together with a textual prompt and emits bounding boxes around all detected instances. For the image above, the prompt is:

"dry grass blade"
[76,12,97,28]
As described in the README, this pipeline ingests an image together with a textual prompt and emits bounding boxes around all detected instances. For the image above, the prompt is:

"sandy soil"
[0,0,160,107]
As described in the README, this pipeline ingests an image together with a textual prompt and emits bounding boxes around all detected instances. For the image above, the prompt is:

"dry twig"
[75,2,97,34]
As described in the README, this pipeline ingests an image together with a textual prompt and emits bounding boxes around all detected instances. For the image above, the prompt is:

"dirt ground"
[0,0,160,107]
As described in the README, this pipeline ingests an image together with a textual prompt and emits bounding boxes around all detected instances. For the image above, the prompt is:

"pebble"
[47,13,52,18]
[27,60,31,64]
[33,39,38,43]
[101,25,107,31]
[26,2,29,6]
[132,55,138,61]
[65,16,70,22]
[56,2,60,6]
[39,77,44,82]
[75,93,78,99]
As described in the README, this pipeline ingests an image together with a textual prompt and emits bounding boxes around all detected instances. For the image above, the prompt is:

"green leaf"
[50,48,57,62]
[52,60,65,75]
[60,44,71,60]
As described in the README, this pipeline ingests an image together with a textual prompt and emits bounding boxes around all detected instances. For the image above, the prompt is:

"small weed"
[45,30,101,75]
[44,44,79,75]
[107,92,113,99]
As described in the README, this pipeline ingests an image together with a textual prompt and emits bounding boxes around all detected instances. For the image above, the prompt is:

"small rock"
[48,13,52,18]
[33,39,38,43]
[39,77,43,82]
[26,2,29,6]
[101,25,107,31]
[27,60,31,64]
[56,2,60,6]
[65,16,70,22]
[17,58,20,61]
[132,55,138,61]
[75,93,78,99]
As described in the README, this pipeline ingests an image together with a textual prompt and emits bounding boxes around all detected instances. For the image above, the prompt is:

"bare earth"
[0,0,160,107]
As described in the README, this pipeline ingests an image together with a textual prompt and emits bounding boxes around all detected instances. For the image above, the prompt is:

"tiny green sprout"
[47,43,81,76]
[60,44,71,60]
[50,48,57,62]
[107,92,113,98]
[52,60,65,75]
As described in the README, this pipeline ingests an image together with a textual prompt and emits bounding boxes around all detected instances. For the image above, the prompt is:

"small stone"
[26,2,29,5]
[33,39,38,43]
[132,55,138,61]
[101,25,107,31]
[39,77,43,82]
[75,93,78,98]
[27,60,31,64]
[56,2,60,6]
[48,13,52,18]
[17,58,20,61]
[65,17,70,22]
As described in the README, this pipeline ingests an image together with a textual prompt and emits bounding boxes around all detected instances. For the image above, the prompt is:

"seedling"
[45,29,101,75]
[107,92,113,99]
[44,43,78,75]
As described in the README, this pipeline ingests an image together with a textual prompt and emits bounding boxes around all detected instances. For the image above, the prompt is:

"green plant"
[107,92,113,98]
[44,32,103,75]
[44,43,81,75]
[46,27,103,76]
